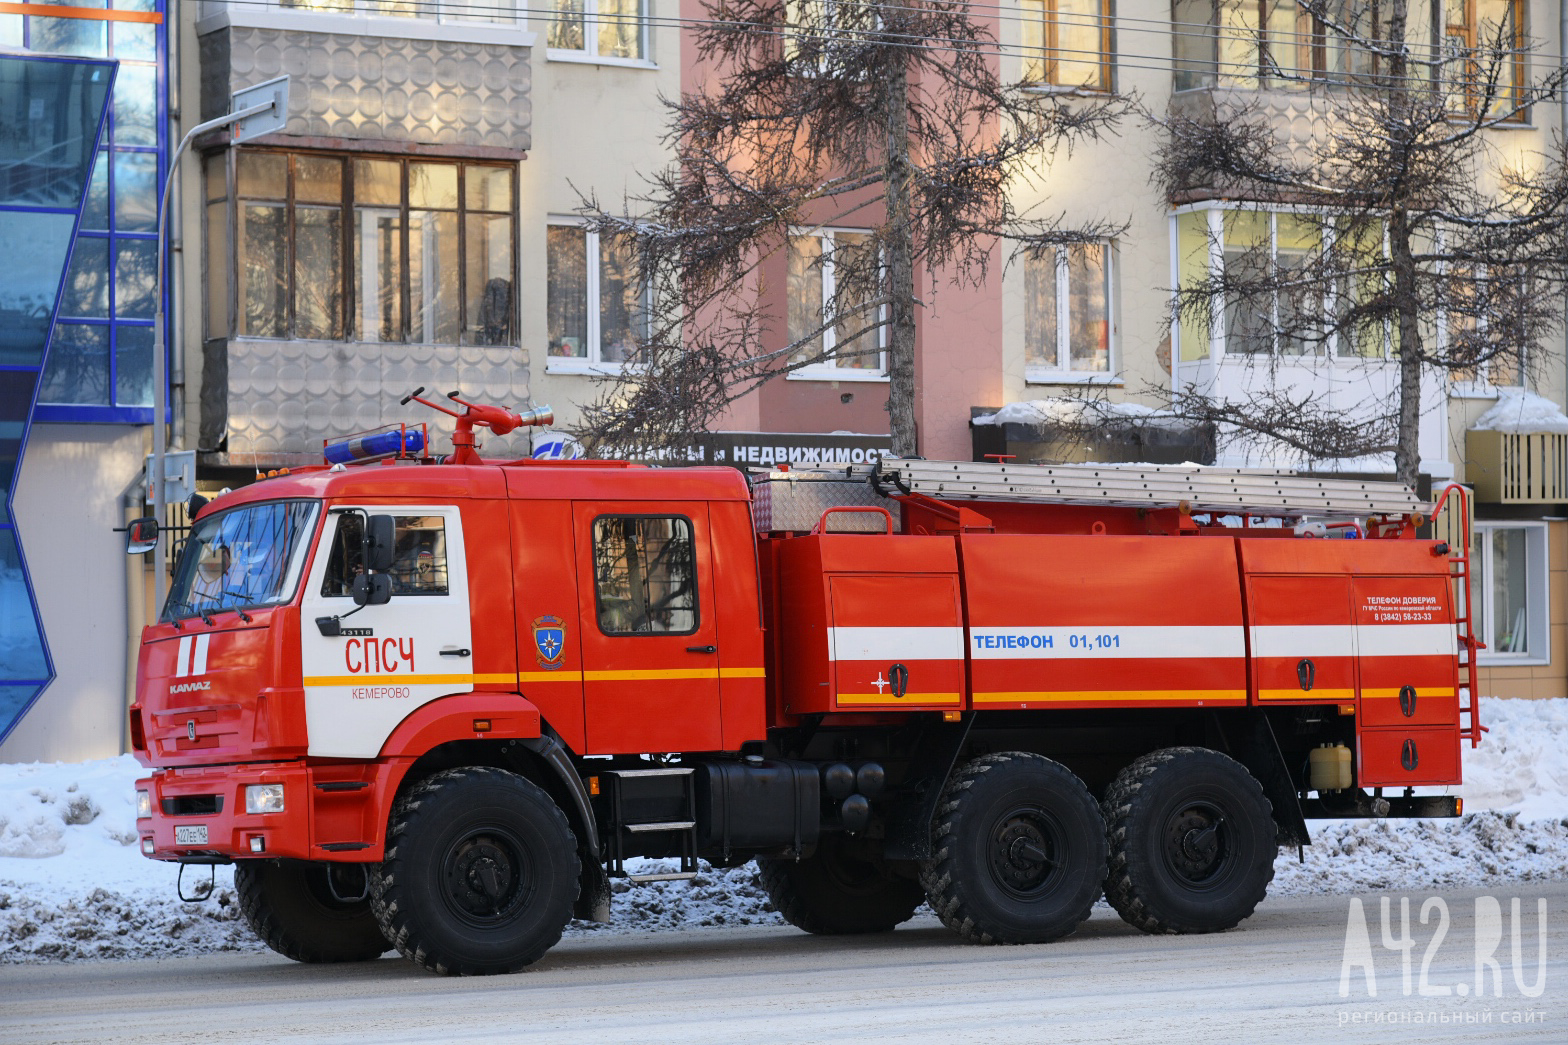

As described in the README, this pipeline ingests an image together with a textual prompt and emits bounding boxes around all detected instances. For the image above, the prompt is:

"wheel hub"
[447,836,521,918]
[1164,806,1226,884]
[990,811,1058,895]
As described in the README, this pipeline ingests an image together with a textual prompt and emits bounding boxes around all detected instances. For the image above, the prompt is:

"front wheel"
[234,859,390,963]
[1101,747,1277,935]
[370,767,580,975]
[920,752,1106,945]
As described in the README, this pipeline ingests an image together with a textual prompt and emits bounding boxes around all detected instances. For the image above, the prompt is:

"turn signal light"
[942,711,962,722]
[588,776,600,796]
[473,719,491,733]
[1456,798,1463,815]
[1338,704,1357,716]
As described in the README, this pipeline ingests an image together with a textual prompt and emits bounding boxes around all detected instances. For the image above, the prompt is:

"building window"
[788,229,885,379]
[547,0,646,60]
[591,515,698,634]
[783,0,877,74]
[1445,0,1525,117]
[32,1,166,422]
[1021,0,1111,91]
[546,223,647,367]
[273,0,518,25]
[1025,243,1112,378]
[1472,522,1548,663]
[210,150,516,346]
[1174,207,1390,361]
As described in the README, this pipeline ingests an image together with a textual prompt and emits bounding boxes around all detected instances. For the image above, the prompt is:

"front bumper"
[136,760,393,862]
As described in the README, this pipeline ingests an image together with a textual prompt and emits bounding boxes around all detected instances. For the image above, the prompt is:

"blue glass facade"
[3,2,168,424]
[0,54,115,744]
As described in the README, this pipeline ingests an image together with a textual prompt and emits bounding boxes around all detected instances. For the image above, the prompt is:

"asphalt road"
[3,883,1564,1044]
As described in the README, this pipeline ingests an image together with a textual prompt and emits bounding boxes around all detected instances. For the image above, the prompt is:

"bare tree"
[574,0,1130,458]
[1157,0,1568,486]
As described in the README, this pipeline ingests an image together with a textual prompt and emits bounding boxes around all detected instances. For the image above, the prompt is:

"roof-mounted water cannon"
[401,387,553,465]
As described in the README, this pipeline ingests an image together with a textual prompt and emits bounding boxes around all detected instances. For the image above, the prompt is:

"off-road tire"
[1102,747,1277,935]
[234,859,390,963]
[370,766,579,975]
[919,752,1107,945]
[757,834,925,934]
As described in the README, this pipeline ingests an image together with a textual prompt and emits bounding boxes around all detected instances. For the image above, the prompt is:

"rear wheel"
[1102,747,1277,935]
[234,859,390,963]
[370,767,579,975]
[758,834,925,934]
[920,752,1106,944]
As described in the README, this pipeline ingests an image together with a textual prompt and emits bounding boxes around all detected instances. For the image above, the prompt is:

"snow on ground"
[3,699,1566,964]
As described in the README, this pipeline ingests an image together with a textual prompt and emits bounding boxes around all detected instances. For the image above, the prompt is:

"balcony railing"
[1465,429,1568,503]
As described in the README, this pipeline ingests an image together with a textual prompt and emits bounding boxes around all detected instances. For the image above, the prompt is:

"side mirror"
[364,514,395,573]
[351,573,392,607]
[126,517,159,555]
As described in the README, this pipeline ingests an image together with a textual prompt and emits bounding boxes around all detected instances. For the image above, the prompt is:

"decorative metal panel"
[225,339,534,459]
[198,27,531,150]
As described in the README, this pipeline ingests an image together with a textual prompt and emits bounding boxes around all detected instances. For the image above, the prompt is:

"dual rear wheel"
[765,747,1277,946]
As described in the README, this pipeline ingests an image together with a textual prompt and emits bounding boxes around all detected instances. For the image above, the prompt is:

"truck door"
[573,503,723,754]
[300,506,474,758]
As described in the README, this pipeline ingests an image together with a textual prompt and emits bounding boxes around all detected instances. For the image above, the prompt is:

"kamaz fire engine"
[128,390,1480,975]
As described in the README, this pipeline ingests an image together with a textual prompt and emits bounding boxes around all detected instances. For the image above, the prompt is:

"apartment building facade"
[2,0,1564,760]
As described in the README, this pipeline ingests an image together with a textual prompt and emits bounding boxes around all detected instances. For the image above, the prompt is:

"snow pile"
[971,398,1184,430]
[1470,388,1568,434]
[3,698,1567,964]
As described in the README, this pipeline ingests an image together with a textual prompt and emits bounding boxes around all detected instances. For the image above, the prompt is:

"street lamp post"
[151,76,288,610]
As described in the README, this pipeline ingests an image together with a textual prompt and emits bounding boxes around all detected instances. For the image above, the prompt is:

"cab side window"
[321,514,450,597]
[592,515,697,634]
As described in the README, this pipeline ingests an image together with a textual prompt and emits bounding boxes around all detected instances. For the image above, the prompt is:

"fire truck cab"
[130,410,1477,976]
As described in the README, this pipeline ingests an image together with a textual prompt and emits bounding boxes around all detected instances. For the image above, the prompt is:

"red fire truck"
[128,393,1479,975]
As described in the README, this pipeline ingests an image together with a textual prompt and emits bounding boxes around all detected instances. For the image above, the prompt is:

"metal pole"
[150,102,278,611]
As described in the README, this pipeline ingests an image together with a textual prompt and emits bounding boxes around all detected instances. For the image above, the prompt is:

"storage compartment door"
[1353,576,1459,727]
[1246,575,1356,703]
[829,574,964,710]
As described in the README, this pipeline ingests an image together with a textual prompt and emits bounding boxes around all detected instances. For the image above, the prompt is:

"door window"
[591,515,698,634]
[320,513,450,597]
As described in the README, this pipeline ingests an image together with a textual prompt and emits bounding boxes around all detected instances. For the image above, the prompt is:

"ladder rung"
[624,820,696,833]
[626,871,698,883]
[608,768,694,778]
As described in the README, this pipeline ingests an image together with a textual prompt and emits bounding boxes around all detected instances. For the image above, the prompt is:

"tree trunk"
[883,43,918,456]
[1385,0,1422,489]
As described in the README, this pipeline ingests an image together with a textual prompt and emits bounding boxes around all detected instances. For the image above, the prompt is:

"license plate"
[174,824,208,846]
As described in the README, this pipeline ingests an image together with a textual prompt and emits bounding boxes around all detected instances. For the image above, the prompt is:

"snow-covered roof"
[971,398,1182,429]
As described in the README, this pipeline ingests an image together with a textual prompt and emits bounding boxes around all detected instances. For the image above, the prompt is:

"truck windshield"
[163,500,320,621]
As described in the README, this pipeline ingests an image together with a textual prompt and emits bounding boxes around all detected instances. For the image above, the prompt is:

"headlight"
[245,784,285,814]
[136,789,152,819]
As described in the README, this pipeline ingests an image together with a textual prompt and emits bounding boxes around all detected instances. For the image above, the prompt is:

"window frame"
[590,513,701,637]
[1023,240,1117,384]
[544,219,650,375]
[1171,204,1396,363]
[1444,0,1528,120]
[1021,0,1114,93]
[786,227,889,383]
[208,148,518,348]
[1472,520,1549,665]
[545,0,653,67]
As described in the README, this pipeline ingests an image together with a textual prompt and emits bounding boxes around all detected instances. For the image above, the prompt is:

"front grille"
[161,794,223,816]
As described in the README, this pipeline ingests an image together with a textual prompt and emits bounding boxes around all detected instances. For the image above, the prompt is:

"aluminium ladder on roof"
[872,459,1429,518]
